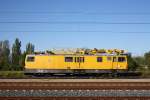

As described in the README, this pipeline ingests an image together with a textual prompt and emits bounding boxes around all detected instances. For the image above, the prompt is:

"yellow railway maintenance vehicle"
[24,48,129,76]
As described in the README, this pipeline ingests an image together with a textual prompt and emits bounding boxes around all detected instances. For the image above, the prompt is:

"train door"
[112,56,118,69]
[74,56,84,69]
[79,56,84,69]
[117,56,127,69]
[74,57,79,69]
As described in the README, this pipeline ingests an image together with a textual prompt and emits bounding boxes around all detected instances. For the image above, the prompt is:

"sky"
[0,0,150,56]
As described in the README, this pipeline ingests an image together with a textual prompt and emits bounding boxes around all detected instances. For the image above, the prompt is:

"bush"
[0,71,26,78]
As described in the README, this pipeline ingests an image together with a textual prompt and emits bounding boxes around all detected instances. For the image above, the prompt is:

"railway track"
[0,82,150,90]
[0,97,150,100]
[0,79,150,99]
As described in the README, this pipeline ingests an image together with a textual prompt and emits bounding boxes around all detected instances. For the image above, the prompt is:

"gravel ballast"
[0,90,150,97]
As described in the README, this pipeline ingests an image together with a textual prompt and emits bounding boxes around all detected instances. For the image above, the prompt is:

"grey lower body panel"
[24,69,127,74]
[24,69,73,74]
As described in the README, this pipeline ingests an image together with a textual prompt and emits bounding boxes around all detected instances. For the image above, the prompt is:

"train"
[24,48,131,76]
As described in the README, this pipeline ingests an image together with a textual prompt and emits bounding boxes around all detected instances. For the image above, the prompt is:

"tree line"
[0,38,34,71]
[126,52,150,71]
[0,38,150,71]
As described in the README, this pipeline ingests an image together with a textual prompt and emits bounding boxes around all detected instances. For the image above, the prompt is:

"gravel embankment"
[0,90,150,97]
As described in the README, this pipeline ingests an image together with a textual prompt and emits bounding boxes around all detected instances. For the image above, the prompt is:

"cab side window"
[97,57,102,62]
[27,56,35,62]
[65,57,73,62]
[118,57,126,62]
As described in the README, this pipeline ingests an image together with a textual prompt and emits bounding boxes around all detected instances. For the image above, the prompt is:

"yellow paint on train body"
[25,54,128,70]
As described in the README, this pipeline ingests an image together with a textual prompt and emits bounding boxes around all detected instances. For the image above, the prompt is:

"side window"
[107,56,112,61]
[113,57,117,62]
[27,56,35,62]
[118,57,126,62]
[74,57,84,62]
[65,57,73,62]
[97,57,102,62]
[80,57,84,63]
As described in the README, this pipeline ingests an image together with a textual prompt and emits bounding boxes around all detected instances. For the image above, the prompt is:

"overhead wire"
[0,11,150,15]
[0,21,150,24]
[0,30,150,33]
[0,11,150,33]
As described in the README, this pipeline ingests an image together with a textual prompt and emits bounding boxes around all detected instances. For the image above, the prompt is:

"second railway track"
[1,79,150,98]
[0,82,150,90]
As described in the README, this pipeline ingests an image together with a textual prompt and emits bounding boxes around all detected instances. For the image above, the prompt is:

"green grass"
[0,71,26,78]
[0,69,150,79]
[139,68,150,78]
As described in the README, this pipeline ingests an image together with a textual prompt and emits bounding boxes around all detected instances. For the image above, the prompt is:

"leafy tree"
[0,41,3,69]
[3,40,10,70]
[18,42,35,69]
[26,42,34,54]
[20,51,26,69]
[11,38,22,70]
[127,54,138,71]
[134,56,145,65]
[0,40,10,70]
[133,56,146,70]
[144,51,150,69]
